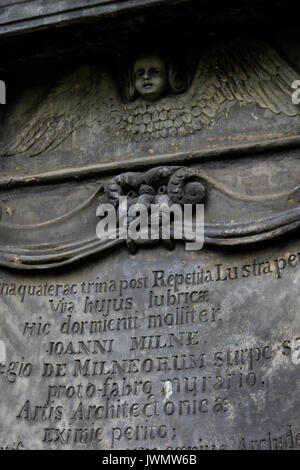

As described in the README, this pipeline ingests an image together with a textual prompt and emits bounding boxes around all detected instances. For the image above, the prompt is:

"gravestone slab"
[0,2,300,451]
[0,155,299,450]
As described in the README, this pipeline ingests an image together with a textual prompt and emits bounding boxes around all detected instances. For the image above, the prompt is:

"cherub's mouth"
[143,83,153,88]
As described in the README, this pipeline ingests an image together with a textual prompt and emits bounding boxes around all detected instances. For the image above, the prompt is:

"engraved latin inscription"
[0,247,299,449]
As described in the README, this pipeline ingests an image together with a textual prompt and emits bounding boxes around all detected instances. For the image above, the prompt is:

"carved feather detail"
[118,40,300,142]
[1,40,299,157]
[1,67,114,158]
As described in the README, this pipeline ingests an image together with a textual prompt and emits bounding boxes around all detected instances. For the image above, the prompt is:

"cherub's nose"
[143,70,150,79]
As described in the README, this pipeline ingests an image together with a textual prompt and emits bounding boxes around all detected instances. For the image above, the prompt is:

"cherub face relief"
[133,54,168,101]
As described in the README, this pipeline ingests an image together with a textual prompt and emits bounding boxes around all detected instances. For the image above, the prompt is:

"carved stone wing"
[0,66,117,158]
[188,39,299,125]
[1,40,299,153]
[117,40,300,143]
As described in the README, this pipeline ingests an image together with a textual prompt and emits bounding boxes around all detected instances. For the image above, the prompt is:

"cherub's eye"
[136,69,145,77]
[150,68,161,75]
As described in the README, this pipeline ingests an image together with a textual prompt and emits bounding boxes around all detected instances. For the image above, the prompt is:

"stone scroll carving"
[0,165,300,270]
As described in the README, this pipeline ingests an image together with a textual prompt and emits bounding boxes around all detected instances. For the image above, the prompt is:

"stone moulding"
[0,0,180,37]
[1,136,300,189]
[0,165,299,270]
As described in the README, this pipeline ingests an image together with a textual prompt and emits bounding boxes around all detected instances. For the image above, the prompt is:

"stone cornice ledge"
[0,0,191,37]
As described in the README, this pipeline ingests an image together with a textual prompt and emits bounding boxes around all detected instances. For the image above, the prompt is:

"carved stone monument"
[0,0,299,450]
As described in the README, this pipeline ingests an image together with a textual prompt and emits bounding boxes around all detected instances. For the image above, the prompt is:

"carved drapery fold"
[0,165,299,270]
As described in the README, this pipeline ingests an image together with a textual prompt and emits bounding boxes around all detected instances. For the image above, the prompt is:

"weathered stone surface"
[0,152,299,449]
[0,0,299,452]
[0,0,181,37]
[2,37,300,181]
[0,239,299,449]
